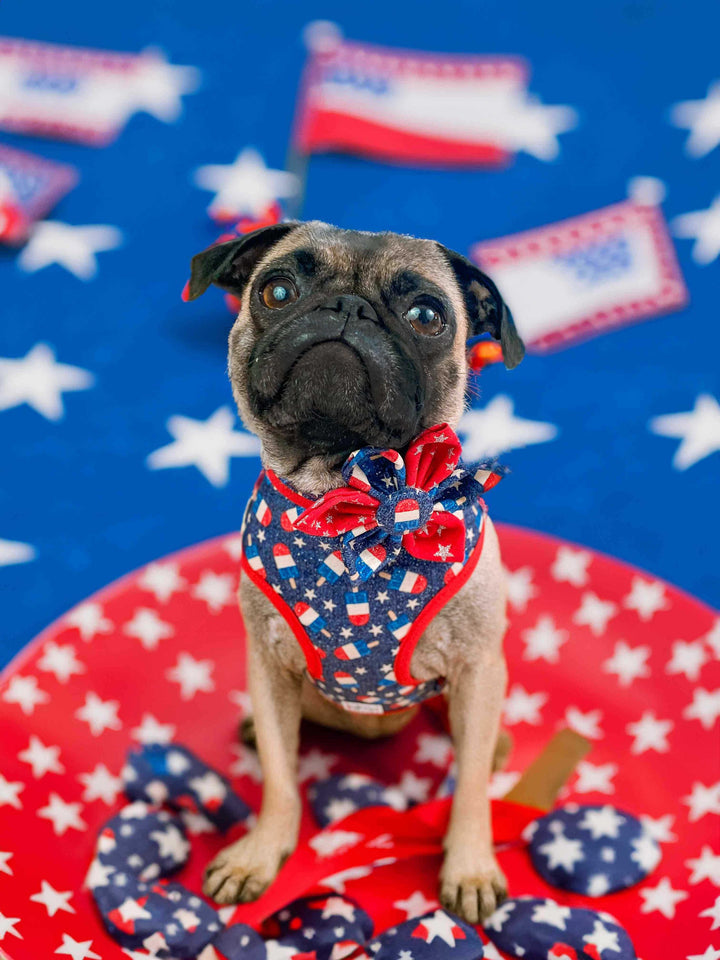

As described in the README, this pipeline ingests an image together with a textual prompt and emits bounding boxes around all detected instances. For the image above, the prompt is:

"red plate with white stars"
[0,524,718,960]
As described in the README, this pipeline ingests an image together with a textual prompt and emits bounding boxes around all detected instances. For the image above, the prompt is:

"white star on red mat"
[684,781,720,822]
[75,691,121,736]
[298,749,338,782]
[309,829,364,859]
[667,639,709,681]
[230,744,263,781]
[565,706,604,740]
[631,834,662,872]
[65,602,113,641]
[191,570,235,612]
[641,814,677,843]
[639,876,689,918]
[504,565,538,611]
[37,793,86,836]
[603,640,651,687]
[700,896,720,930]
[684,688,720,730]
[319,897,357,922]
[397,770,432,803]
[393,890,438,919]
[138,562,187,603]
[18,735,64,778]
[37,641,85,683]
[522,614,568,663]
[459,395,558,459]
[147,406,260,487]
[0,774,24,809]
[78,763,123,804]
[166,652,215,700]
[54,933,101,960]
[650,394,720,468]
[0,852,13,875]
[194,147,299,220]
[705,620,720,659]
[551,545,591,587]
[574,761,617,795]
[671,81,720,157]
[503,684,547,725]
[319,865,374,893]
[19,222,122,280]
[2,674,49,714]
[0,913,22,940]
[0,343,94,421]
[688,948,720,960]
[623,577,669,620]
[229,689,252,714]
[123,607,174,650]
[414,733,453,767]
[573,592,618,636]
[224,535,244,561]
[29,880,75,917]
[131,712,176,744]
[627,710,673,754]
[489,770,521,798]
[686,846,720,885]
[0,537,35,566]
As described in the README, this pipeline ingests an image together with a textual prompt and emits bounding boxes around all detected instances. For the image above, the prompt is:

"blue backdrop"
[1,0,718,669]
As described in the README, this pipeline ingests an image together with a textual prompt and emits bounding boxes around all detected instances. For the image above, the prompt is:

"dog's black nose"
[329,294,379,324]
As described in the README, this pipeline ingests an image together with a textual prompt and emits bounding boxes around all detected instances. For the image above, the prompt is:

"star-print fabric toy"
[240,423,506,714]
[259,893,374,958]
[484,897,637,960]
[308,773,408,827]
[525,804,661,897]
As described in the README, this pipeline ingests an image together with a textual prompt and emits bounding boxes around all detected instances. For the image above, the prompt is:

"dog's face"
[189,221,523,487]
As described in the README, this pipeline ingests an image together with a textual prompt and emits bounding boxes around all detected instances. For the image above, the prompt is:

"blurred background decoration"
[0,0,718,674]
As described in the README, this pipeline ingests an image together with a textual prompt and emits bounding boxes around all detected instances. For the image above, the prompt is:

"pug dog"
[186,220,524,924]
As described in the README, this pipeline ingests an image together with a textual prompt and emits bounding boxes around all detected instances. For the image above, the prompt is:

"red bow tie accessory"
[293,424,506,580]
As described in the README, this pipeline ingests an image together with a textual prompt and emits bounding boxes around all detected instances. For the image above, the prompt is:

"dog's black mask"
[188,222,523,462]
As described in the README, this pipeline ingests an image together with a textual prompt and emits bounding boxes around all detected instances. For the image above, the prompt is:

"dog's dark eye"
[405,302,445,336]
[261,278,299,309]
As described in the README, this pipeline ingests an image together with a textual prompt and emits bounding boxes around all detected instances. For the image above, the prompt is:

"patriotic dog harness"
[240,424,504,714]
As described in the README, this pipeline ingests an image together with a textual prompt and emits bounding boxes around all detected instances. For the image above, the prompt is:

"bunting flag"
[0,144,77,244]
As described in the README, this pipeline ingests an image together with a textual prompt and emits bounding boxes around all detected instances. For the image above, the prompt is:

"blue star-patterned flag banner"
[484,897,637,960]
[525,804,661,897]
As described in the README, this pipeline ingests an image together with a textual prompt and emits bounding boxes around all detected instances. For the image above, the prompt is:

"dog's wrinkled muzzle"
[246,295,424,455]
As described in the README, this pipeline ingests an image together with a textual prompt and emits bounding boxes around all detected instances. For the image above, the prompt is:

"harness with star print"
[240,424,505,714]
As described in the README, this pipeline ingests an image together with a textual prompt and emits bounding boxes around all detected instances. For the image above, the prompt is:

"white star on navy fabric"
[147,406,260,487]
[0,343,94,420]
[29,880,75,917]
[18,735,64,778]
[459,394,558,459]
[19,222,122,279]
[671,81,720,157]
[582,919,622,955]
[194,147,299,219]
[531,898,571,929]
[650,394,720,469]
[537,821,585,871]
[578,805,626,839]
[0,537,35,567]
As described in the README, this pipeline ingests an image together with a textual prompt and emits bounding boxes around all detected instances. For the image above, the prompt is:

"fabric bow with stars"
[293,423,506,580]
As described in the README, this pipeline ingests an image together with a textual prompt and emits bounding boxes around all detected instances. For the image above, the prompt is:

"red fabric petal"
[404,423,462,491]
[403,511,466,563]
[294,488,379,537]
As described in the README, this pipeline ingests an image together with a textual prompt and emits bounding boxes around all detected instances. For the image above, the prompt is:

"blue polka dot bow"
[294,423,505,580]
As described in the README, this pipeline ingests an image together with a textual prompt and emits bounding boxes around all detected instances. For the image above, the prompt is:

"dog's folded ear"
[439,245,525,370]
[187,222,298,301]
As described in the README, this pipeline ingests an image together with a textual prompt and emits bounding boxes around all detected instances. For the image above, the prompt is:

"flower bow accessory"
[293,424,506,580]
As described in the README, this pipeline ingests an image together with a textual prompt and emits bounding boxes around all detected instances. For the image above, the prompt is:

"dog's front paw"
[202,831,288,904]
[439,849,508,924]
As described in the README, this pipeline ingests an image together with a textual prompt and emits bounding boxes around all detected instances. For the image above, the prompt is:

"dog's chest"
[239,472,486,714]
